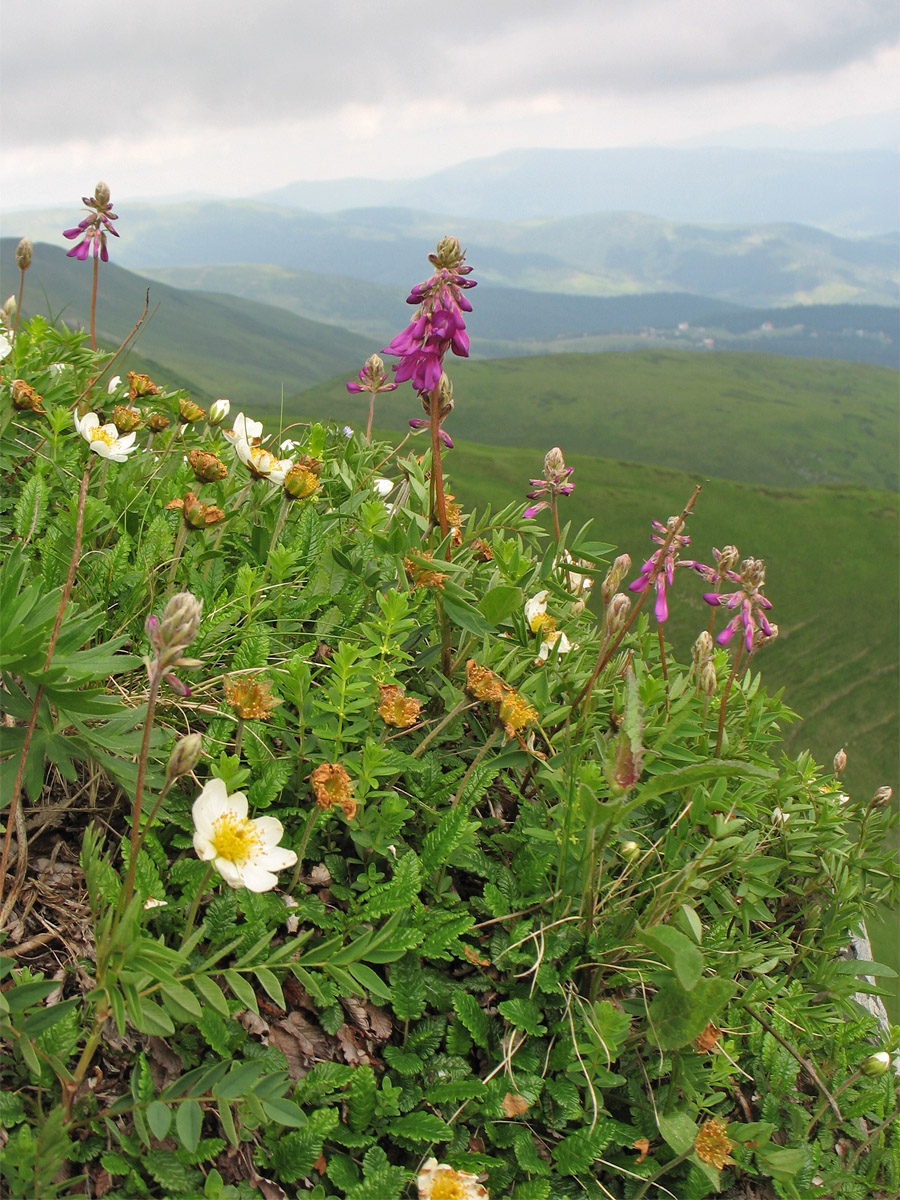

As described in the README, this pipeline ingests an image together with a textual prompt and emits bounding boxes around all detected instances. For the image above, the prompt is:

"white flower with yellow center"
[222,411,264,447]
[192,778,297,891]
[235,439,293,484]
[524,589,550,634]
[536,628,575,664]
[73,410,138,462]
[417,1157,489,1200]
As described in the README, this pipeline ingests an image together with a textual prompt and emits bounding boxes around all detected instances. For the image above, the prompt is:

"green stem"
[429,388,449,542]
[165,522,189,596]
[12,267,25,342]
[120,668,163,915]
[632,1148,692,1200]
[180,864,216,948]
[289,807,321,892]
[714,644,744,758]
[267,493,292,563]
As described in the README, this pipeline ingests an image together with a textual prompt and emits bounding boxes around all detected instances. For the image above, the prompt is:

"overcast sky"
[1,0,897,211]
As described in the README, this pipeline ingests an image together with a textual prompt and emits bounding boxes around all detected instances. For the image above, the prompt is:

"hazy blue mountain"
[6,204,897,309]
[256,146,900,236]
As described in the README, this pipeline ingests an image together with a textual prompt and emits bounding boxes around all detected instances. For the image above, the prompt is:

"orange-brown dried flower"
[470,538,493,563]
[224,674,280,720]
[112,404,143,434]
[694,1023,722,1054]
[178,397,206,423]
[310,762,356,820]
[465,660,505,704]
[128,371,160,400]
[498,689,538,738]
[404,554,448,590]
[167,492,226,529]
[147,412,171,433]
[188,449,228,483]
[694,1119,734,1170]
[10,379,44,413]
[632,1138,650,1163]
[377,684,421,729]
[284,462,320,500]
[444,493,462,527]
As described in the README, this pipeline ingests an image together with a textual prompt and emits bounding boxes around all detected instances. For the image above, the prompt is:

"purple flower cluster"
[383,237,475,396]
[629,517,692,622]
[63,182,119,262]
[702,557,774,652]
[524,447,575,519]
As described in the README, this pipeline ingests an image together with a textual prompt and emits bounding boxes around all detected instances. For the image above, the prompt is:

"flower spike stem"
[714,643,744,757]
[429,386,450,542]
[12,266,26,344]
[90,255,99,350]
[571,484,701,715]
[0,458,94,924]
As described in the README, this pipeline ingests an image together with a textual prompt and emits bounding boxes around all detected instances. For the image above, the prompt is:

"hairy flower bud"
[544,446,566,476]
[165,733,203,782]
[128,371,160,400]
[208,397,231,425]
[700,661,718,696]
[717,545,740,575]
[15,238,32,271]
[861,1051,891,1078]
[692,630,714,663]
[283,462,320,500]
[870,786,893,809]
[602,554,632,605]
[147,412,170,433]
[605,592,631,637]
[3,295,15,319]
[156,592,203,660]
[430,235,466,271]
[94,181,111,207]
[833,747,848,777]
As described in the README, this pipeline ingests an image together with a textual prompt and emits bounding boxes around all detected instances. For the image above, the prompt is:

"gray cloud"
[3,0,897,148]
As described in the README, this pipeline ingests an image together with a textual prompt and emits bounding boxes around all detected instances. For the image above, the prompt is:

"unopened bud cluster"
[146,593,203,688]
[692,630,718,696]
[602,554,632,606]
[165,733,203,783]
[15,238,33,271]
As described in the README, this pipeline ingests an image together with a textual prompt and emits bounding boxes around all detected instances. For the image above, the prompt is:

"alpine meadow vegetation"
[0,190,898,1200]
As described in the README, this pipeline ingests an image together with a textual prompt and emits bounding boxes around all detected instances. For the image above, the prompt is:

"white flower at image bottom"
[73,410,138,461]
[192,778,297,891]
[417,1157,489,1200]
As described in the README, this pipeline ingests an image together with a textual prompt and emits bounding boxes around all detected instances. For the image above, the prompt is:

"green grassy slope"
[293,350,900,490]
[0,239,373,406]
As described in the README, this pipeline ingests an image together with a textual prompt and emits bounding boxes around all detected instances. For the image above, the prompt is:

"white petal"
[524,590,549,630]
[373,477,394,498]
[239,863,279,892]
[258,847,298,872]
[226,790,249,821]
[251,816,285,850]
[193,832,216,860]
[192,778,231,834]
[214,857,245,888]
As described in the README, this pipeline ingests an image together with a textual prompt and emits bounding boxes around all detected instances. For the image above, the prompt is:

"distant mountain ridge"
[4,204,897,310]
[256,146,900,236]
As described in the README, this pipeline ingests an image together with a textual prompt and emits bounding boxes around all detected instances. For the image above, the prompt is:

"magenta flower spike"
[63,181,119,261]
[524,447,575,519]
[628,516,693,622]
[703,557,774,652]
[383,237,476,397]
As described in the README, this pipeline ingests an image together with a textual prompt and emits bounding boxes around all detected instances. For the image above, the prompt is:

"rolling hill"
[0,239,372,406]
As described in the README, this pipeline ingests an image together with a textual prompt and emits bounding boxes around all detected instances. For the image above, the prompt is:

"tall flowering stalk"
[524,447,575,541]
[63,182,119,351]
[629,513,696,689]
[346,353,398,443]
[11,238,31,343]
[383,237,475,541]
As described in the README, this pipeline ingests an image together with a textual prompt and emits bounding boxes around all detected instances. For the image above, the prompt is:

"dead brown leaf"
[502,1092,530,1117]
[269,1011,333,1080]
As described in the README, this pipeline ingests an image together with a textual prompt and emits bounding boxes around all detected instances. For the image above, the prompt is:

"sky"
[1,0,897,212]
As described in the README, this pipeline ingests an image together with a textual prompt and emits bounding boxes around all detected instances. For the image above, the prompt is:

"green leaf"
[261,1096,308,1128]
[477,585,523,627]
[657,1111,698,1155]
[835,960,898,977]
[147,1100,172,1142]
[638,760,776,802]
[254,967,285,1010]
[639,924,704,991]
[175,1100,203,1154]
[347,962,392,1003]
[160,982,203,1022]
[648,977,736,1049]
[347,1064,376,1133]
[453,991,490,1049]
[497,997,547,1036]
[193,973,230,1017]
[386,1111,450,1142]
[21,998,79,1036]
[222,969,259,1013]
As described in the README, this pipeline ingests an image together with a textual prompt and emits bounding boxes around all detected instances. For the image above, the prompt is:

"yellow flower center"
[431,1172,466,1200]
[90,426,117,448]
[210,812,261,864]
